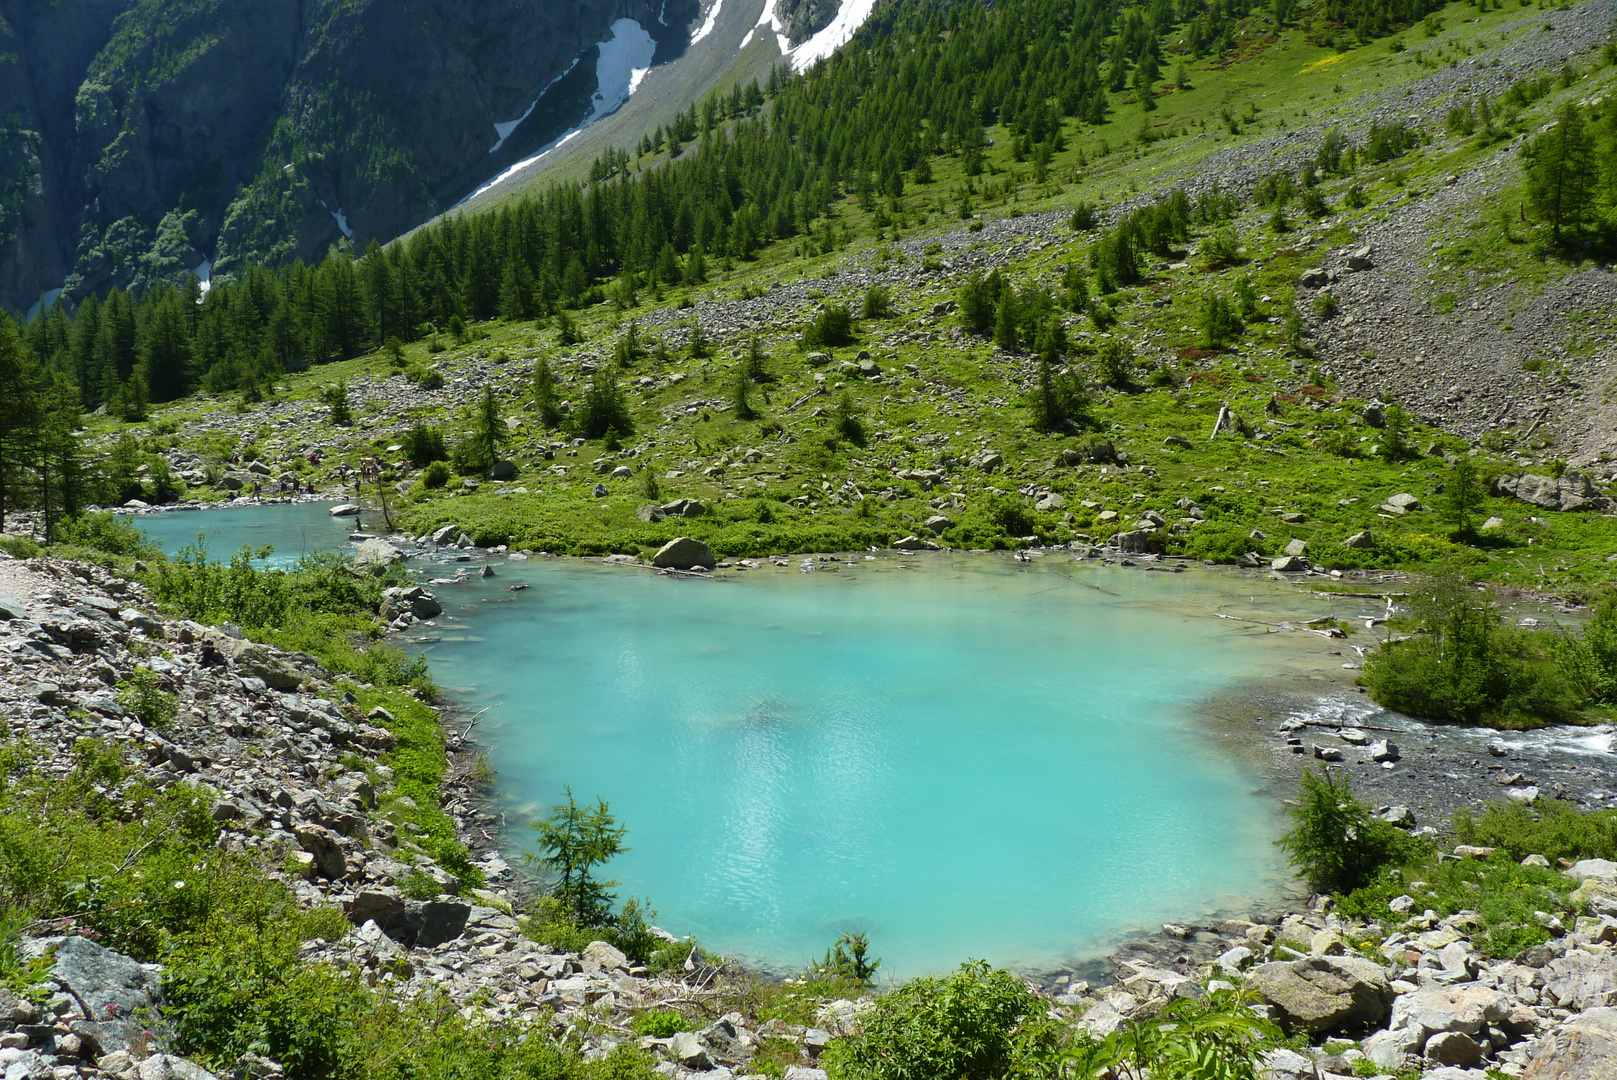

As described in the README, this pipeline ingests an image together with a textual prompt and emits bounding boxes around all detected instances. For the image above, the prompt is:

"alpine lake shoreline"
[2,497,1614,1079]
[116,497,1617,972]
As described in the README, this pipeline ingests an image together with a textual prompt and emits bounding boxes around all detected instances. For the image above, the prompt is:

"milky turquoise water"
[133,506,1293,977]
[131,502,357,568]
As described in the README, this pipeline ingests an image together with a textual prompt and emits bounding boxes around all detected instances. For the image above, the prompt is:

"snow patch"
[194,260,213,297]
[790,0,877,70]
[747,0,791,55]
[658,0,668,24]
[464,20,655,203]
[331,209,353,239]
[690,0,723,43]
[490,59,580,155]
[23,287,63,323]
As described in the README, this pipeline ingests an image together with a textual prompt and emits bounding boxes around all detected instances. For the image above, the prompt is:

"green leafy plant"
[1276,768,1421,893]
[525,788,628,925]
[823,960,1038,1080]
[118,668,177,730]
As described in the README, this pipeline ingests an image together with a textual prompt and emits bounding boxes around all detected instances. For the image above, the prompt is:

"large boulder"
[1542,948,1617,1010]
[353,537,404,570]
[329,503,362,516]
[1115,529,1164,555]
[892,535,939,551]
[1524,1007,1617,1079]
[1496,470,1608,513]
[652,537,715,570]
[34,935,163,1055]
[1388,984,1510,1045]
[1245,955,1394,1034]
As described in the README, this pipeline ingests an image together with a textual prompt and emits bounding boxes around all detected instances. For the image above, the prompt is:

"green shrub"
[803,305,856,348]
[0,535,41,559]
[862,285,892,320]
[1277,768,1423,894]
[402,423,448,466]
[824,960,1038,1080]
[1199,295,1243,348]
[1454,799,1617,863]
[1361,573,1580,727]
[1201,228,1242,268]
[813,931,881,987]
[1339,853,1573,958]
[56,513,157,558]
[421,461,452,489]
[418,368,445,391]
[117,668,177,730]
[1184,523,1263,563]
[631,1009,691,1038]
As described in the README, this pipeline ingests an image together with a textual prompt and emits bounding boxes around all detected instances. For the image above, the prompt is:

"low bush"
[631,1009,691,1038]
[421,460,452,489]
[1454,798,1617,863]
[802,305,856,348]
[1276,768,1423,894]
[1361,573,1581,727]
[823,960,1038,1080]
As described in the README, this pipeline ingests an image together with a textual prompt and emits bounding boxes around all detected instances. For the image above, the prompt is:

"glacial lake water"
[134,504,1310,978]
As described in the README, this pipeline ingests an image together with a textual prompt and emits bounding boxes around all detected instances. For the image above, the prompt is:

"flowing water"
[134,506,1314,977]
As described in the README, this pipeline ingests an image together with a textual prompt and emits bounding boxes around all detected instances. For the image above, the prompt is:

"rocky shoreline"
[3,547,1616,1079]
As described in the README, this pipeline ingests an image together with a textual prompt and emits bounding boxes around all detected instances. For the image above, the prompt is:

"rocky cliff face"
[0,0,667,312]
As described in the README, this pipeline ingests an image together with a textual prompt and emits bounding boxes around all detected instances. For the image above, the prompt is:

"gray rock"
[1377,805,1415,827]
[923,515,953,533]
[583,940,628,972]
[1343,531,1374,549]
[1389,984,1509,1041]
[1385,492,1420,510]
[1370,740,1401,763]
[782,1070,828,1080]
[669,1030,712,1070]
[1362,1024,1424,1072]
[1313,745,1346,762]
[1217,945,1254,973]
[1568,860,1617,883]
[1541,948,1617,1011]
[45,937,162,1054]
[892,535,939,551]
[969,449,1003,473]
[137,1054,222,1079]
[636,505,666,523]
[329,504,362,517]
[0,590,26,620]
[1035,492,1065,512]
[1298,268,1330,288]
[1522,1006,1617,1080]
[1116,529,1164,554]
[1245,955,1394,1034]
[353,538,404,570]
[294,823,346,879]
[652,537,715,570]
[1283,538,1308,557]
[1270,555,1308,572]
[430,525,460,545]
[591,483,608,498]
[488,461,517,480]
[1345,245,1375,271]
[1425,1031,1484,1068]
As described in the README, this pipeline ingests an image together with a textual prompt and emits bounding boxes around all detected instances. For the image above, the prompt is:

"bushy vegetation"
[823,961,1040,1080]
[145,540,434,698]
[1277,768,1422,894]
[1360,573,1614,728]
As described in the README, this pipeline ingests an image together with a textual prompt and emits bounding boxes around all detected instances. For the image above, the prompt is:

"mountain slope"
[0,0,685,312]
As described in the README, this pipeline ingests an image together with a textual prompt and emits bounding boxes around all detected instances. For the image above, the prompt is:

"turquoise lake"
[134,505,1298,978]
